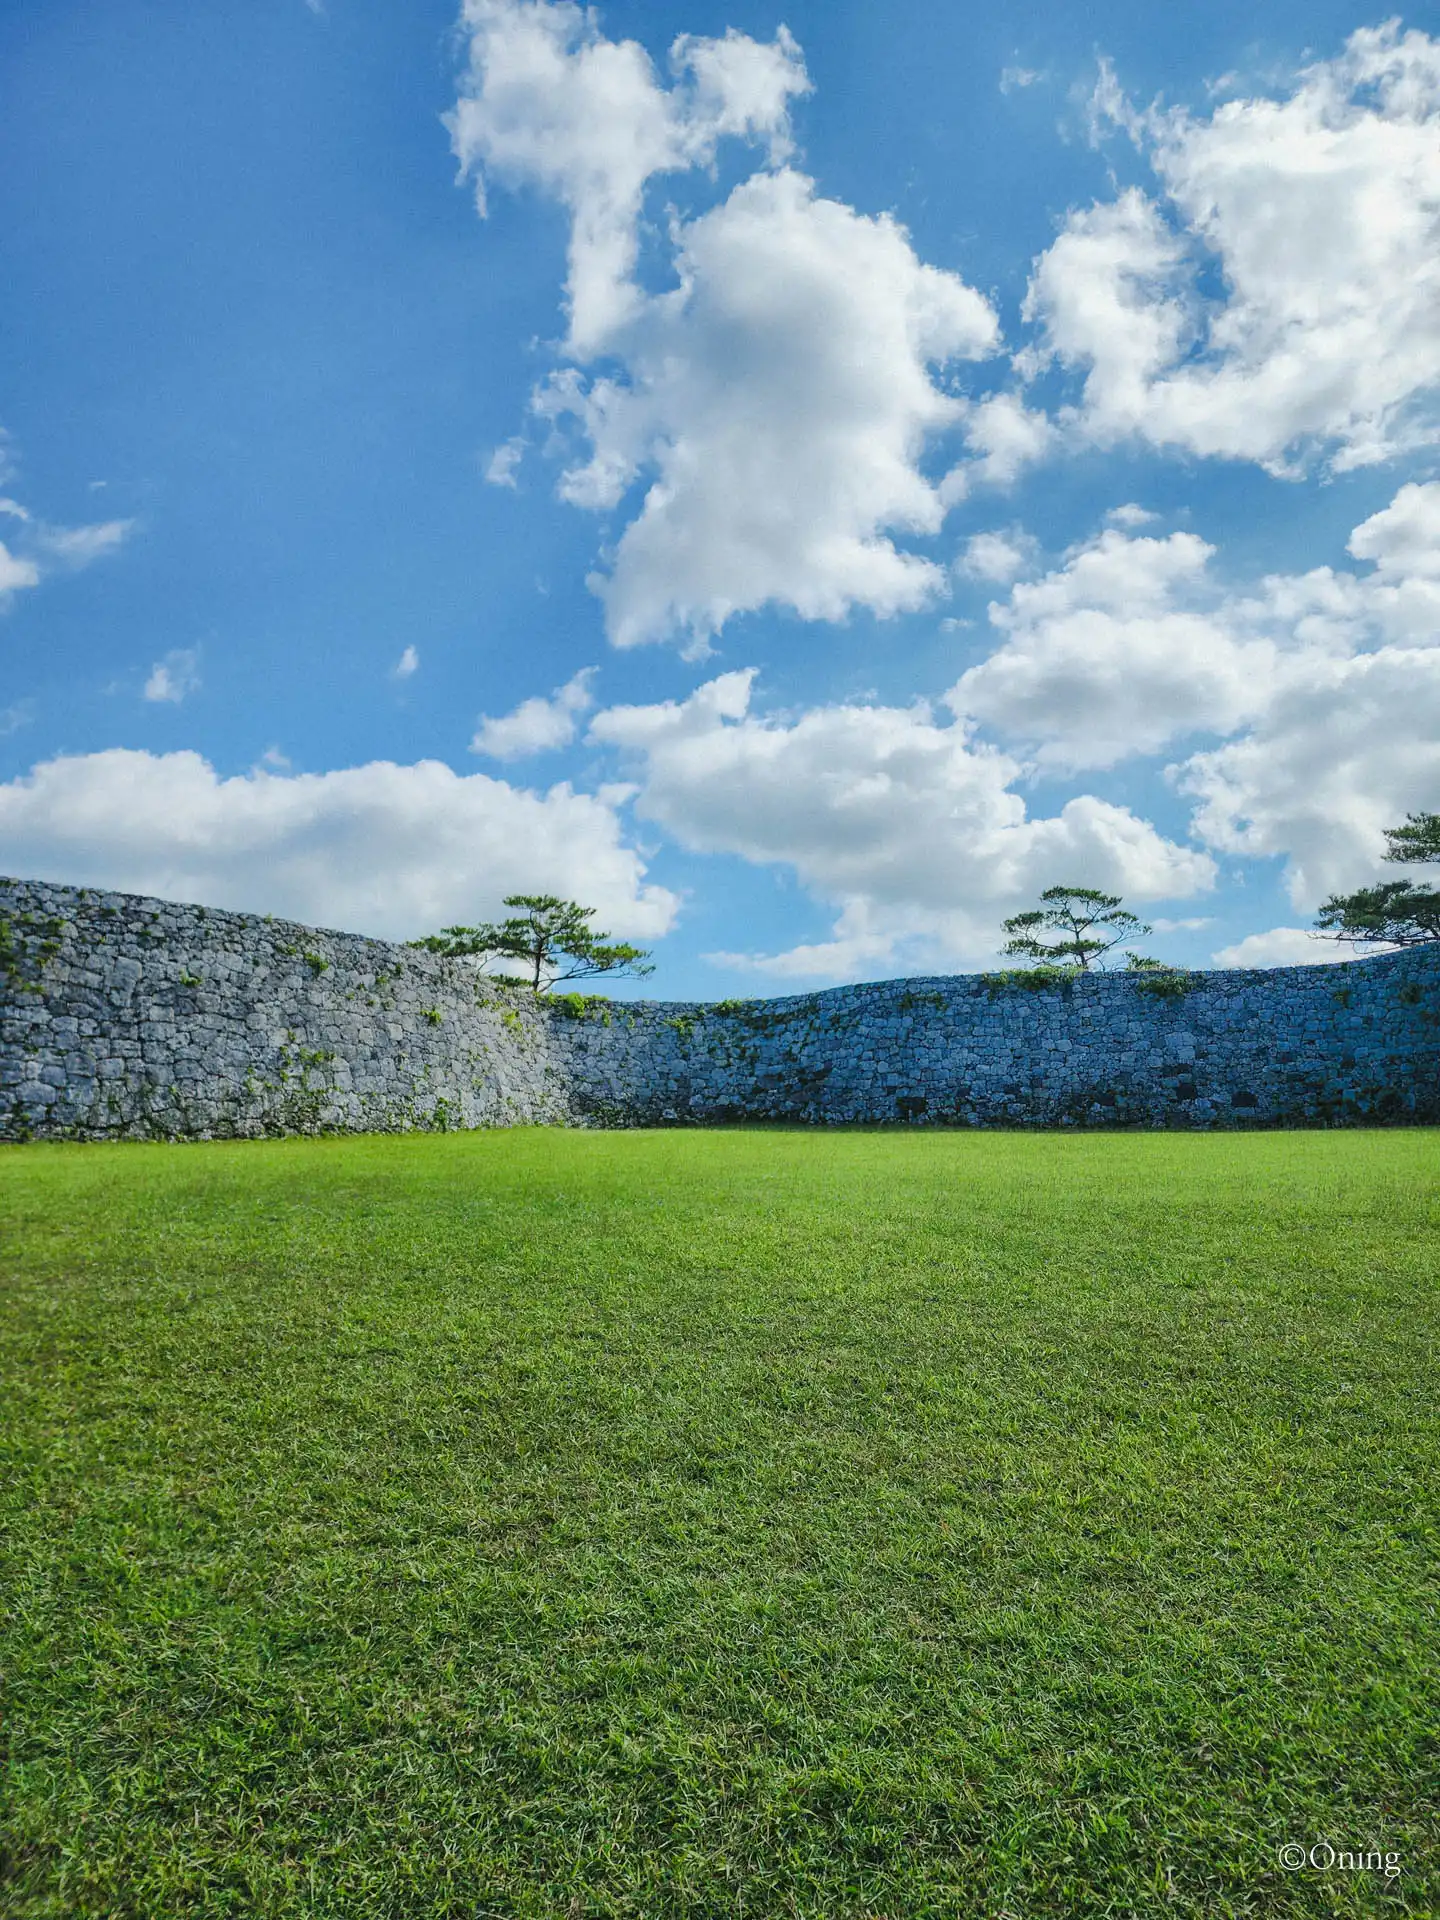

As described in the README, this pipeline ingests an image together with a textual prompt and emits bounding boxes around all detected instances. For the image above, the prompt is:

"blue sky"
[2,0,1438,994]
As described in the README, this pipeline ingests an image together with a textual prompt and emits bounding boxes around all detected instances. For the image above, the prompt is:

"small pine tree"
[1001,886,1156,972]
[410,895,654,992]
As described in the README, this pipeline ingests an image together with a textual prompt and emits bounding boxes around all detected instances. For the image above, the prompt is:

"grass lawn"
[2,1128,1437,1917]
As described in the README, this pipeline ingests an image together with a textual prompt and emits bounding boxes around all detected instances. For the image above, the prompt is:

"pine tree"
[1000,887,1155,971]
[1315,812,1440,949]
[410,896,654,991]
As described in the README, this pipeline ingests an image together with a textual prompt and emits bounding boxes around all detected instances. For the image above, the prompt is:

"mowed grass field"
[2,1129,1437,1918]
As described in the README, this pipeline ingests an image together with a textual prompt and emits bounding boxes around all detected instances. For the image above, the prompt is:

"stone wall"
[3,875,1437,1140]
[0,877,570,1141]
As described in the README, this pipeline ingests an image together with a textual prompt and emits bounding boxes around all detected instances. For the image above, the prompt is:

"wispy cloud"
[485,438,524,488]
[0,543,41,603]
[144,648,202,705]
[38,519,136,568]
[0,441,136,607]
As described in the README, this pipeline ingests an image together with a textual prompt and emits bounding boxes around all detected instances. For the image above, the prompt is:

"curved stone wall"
[2,875,1437,1140]
[0,877,570,1141]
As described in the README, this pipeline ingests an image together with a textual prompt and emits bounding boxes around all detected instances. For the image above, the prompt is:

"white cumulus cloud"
[561,170,999,648]
[1023,24,1440,473]
[957,527,1039,584]
[1212,926,1352,968]
[1347,479,1440,577]
[943,392,1056,500]
[952,527,1282,769]
[452,2,1002,650]
[0,749,677,943]
[1178,645,1440,907]
[471,666,597,758]
[1106,502,1159,529]
[946,485,1440,878]
[589,670,1212,976]
[450,0,809,357]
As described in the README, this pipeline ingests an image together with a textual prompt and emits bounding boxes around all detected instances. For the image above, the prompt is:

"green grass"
[2,1128,1437,1918]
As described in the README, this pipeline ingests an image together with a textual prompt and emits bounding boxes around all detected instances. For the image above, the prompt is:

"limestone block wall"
[550,959,1440,1129]
[0,877,570,1141]
[2,875,1437,1140]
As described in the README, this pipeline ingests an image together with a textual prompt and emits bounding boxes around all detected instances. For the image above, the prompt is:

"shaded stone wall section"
[550,964,1440,1129]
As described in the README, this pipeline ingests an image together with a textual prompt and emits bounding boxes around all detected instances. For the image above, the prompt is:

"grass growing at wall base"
[2,1129,1437,1918]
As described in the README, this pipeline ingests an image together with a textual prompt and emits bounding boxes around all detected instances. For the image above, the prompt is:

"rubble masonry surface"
[3,876,1436,1139]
